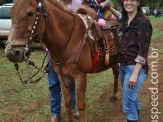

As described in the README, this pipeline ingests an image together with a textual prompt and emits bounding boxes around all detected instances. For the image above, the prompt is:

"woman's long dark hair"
[121,0,143,30]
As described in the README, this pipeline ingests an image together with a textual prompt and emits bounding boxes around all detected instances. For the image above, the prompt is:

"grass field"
[0,16,163,122]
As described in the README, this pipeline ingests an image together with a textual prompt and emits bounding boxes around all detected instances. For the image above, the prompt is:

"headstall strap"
[40,0,47,20]
[27,8,40,44]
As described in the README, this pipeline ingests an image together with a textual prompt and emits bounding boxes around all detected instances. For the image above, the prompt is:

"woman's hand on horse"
[128,73,138,88]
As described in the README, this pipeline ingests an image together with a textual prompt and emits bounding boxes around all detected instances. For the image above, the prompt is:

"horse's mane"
[48,0,78,16]
[48,0,72,14]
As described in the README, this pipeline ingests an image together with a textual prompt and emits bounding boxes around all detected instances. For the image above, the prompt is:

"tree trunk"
[157,0,163,9]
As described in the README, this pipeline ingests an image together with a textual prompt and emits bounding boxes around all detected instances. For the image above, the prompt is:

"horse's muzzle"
[5,47,24,63]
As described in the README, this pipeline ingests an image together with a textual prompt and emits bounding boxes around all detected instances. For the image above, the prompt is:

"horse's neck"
[43,1,74,56]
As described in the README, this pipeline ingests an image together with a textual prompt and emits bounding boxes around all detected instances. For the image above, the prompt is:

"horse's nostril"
[5,48,23,63]
[15,51,20,56]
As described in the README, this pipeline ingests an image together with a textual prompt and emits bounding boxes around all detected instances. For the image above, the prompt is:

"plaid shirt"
[118,12,153,74]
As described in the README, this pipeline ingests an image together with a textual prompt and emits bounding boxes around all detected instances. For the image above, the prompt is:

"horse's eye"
[27,12,35,18]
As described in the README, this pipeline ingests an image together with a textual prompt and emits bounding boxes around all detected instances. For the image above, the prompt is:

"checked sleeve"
[135,19,152,65]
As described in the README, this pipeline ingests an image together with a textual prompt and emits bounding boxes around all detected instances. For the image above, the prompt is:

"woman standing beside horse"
[108,0,152,121]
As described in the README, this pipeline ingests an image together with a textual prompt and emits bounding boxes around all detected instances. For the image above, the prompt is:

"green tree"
[147,0,163,9]
[0,0,13,5]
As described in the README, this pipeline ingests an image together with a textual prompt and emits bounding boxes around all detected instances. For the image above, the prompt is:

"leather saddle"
[76,5,121,65]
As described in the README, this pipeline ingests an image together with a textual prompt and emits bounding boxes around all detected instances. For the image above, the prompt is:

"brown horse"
[5,0,119,121]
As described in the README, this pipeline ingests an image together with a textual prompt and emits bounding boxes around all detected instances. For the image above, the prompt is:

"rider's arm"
[102,0,111,8]
[108,6,121,20]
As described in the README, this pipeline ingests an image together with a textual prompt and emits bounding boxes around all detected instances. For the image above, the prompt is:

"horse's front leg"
[111,62,119,101]
[58,75,73,122]
[75,73,87,122]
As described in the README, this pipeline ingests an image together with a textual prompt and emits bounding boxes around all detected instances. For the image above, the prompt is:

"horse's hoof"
[109,96,117,102]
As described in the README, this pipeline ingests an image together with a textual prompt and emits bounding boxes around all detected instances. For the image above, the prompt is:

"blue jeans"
[119,64,147,121]
[47,54,76,116]
[98,11,104,19]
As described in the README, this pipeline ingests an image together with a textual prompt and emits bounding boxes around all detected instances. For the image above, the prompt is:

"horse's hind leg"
[58,75,74,122]
[75,73,87,122]
[111,62,119,101]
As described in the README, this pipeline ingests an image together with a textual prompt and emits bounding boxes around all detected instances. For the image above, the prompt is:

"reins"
[15,53,48,84]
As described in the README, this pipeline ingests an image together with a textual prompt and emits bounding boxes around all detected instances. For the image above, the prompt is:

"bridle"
[5,0,48,84]
[6,0,47,50]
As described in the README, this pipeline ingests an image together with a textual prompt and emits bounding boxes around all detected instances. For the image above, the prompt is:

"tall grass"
[149,16,163,40]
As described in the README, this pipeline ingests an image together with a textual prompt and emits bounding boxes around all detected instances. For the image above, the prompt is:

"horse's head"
[5,0,46,63]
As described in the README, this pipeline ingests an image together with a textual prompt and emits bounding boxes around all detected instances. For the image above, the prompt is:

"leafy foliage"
[0,0,13,5]
[147,0,163,9]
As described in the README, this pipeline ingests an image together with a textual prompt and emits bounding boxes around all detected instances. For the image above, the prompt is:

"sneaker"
[51,115,59,122]
[73,110,80,118]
